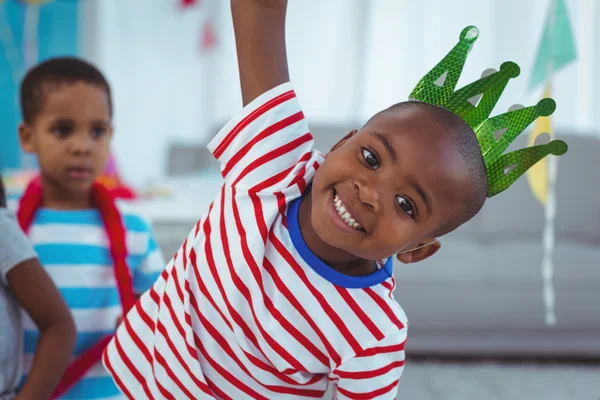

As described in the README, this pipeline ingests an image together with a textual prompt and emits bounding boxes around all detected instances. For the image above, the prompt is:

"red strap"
[17,177,135,398]
[16,177,42,233]
[92,182,136,312]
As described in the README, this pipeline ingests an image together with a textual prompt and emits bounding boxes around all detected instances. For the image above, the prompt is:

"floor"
[324,359,600,399]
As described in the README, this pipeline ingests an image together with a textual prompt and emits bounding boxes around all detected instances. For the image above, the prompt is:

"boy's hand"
[231,0,290,106]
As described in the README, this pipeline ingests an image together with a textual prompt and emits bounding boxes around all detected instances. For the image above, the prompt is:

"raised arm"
[231,0,290,106]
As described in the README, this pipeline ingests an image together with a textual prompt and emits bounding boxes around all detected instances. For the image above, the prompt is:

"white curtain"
[82,0,598,187]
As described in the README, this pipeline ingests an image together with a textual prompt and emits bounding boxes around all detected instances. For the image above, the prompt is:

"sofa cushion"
[479,134,600,244]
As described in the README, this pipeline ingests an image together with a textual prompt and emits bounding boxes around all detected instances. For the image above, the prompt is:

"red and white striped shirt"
[103,83,408,400]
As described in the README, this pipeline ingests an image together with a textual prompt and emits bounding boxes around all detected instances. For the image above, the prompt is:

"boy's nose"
[70,135,93,156]
[355,180,381,213]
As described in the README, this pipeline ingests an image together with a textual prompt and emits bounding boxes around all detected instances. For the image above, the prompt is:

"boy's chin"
[59,179,97,195]
[313,225,386,261]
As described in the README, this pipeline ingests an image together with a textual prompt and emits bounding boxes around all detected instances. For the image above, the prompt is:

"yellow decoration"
[526,85,553,205]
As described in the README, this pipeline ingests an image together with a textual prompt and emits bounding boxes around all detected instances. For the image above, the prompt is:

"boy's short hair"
[366,101,488,236]
[20,57,112,123]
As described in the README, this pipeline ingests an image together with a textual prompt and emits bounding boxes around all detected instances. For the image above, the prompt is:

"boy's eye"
[362,148,379,170]
[53,126,72,137]
[396,195,415,218]
[91,127,106,138]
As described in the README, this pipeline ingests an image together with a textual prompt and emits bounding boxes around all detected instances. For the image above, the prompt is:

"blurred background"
[1,0,599,398]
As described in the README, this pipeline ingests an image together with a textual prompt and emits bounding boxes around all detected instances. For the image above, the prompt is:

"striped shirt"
[104,82,408,399]
[12,204,165,400]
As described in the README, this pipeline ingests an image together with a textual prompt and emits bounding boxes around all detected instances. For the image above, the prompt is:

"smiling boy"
[104,1,566,398]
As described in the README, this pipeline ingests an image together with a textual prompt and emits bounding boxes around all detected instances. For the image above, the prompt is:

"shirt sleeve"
[329,327,407,400]
[0,208,37,286]
[207,82,315,191]
[132,224,166,294]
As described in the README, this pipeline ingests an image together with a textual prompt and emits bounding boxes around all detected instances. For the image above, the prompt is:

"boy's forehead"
[39,82,110,118]
[361,107,454,149]
[359,109,474,188]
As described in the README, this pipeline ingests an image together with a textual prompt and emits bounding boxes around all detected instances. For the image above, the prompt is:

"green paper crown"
[409,26,568,197]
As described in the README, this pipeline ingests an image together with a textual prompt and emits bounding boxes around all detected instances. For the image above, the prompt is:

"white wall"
[81,0,216,185]
[82,0,597,187]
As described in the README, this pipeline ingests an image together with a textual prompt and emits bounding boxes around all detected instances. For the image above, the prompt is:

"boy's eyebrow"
[50,117,75,124]
[409,178,432,217]
[51,117,110,125]
[90,118,111,125]
[370,131,397,162]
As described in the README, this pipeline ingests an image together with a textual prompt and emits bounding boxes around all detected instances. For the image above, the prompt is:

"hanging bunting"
[180,0,198,9]
[527,0,577,326]
[200,19,217,52]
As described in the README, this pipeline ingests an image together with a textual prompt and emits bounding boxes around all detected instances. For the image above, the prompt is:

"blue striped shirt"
[11,203,165,400]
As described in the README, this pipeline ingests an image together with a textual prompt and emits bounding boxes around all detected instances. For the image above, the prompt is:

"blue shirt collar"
[287,191,393,289]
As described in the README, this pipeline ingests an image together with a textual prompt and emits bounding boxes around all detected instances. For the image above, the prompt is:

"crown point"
[548,140,568,156]
[499,62,520,78]
[536,98,556,116]
[460,26,479,43]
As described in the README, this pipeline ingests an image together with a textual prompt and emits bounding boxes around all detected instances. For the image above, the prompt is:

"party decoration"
[526,0,576,326]
[526,86,554,206]
[179,0,218,54]
[527,0,576,205]
[180,0,198,8]
[97,153,137,200]
[409,25,568,198]
[529,0,576,92]
[200,19,217,52]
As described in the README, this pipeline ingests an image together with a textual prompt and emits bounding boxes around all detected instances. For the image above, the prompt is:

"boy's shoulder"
[115,201,154,233]
[207,81,321,192]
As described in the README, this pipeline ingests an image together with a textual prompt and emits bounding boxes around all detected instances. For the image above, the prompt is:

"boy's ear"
[18,122,35,153]
[329,129,358,153]
[396,239,441,264]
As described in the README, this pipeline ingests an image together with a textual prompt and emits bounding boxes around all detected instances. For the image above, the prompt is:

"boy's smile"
[330,189,365,233]
[298,105,480,273]
[19,82,113,209]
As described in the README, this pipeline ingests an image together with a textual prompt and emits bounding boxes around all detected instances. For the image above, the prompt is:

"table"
[119,172,225,256]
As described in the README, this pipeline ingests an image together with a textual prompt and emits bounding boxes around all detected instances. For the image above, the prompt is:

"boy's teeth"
[333,191,362,231]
